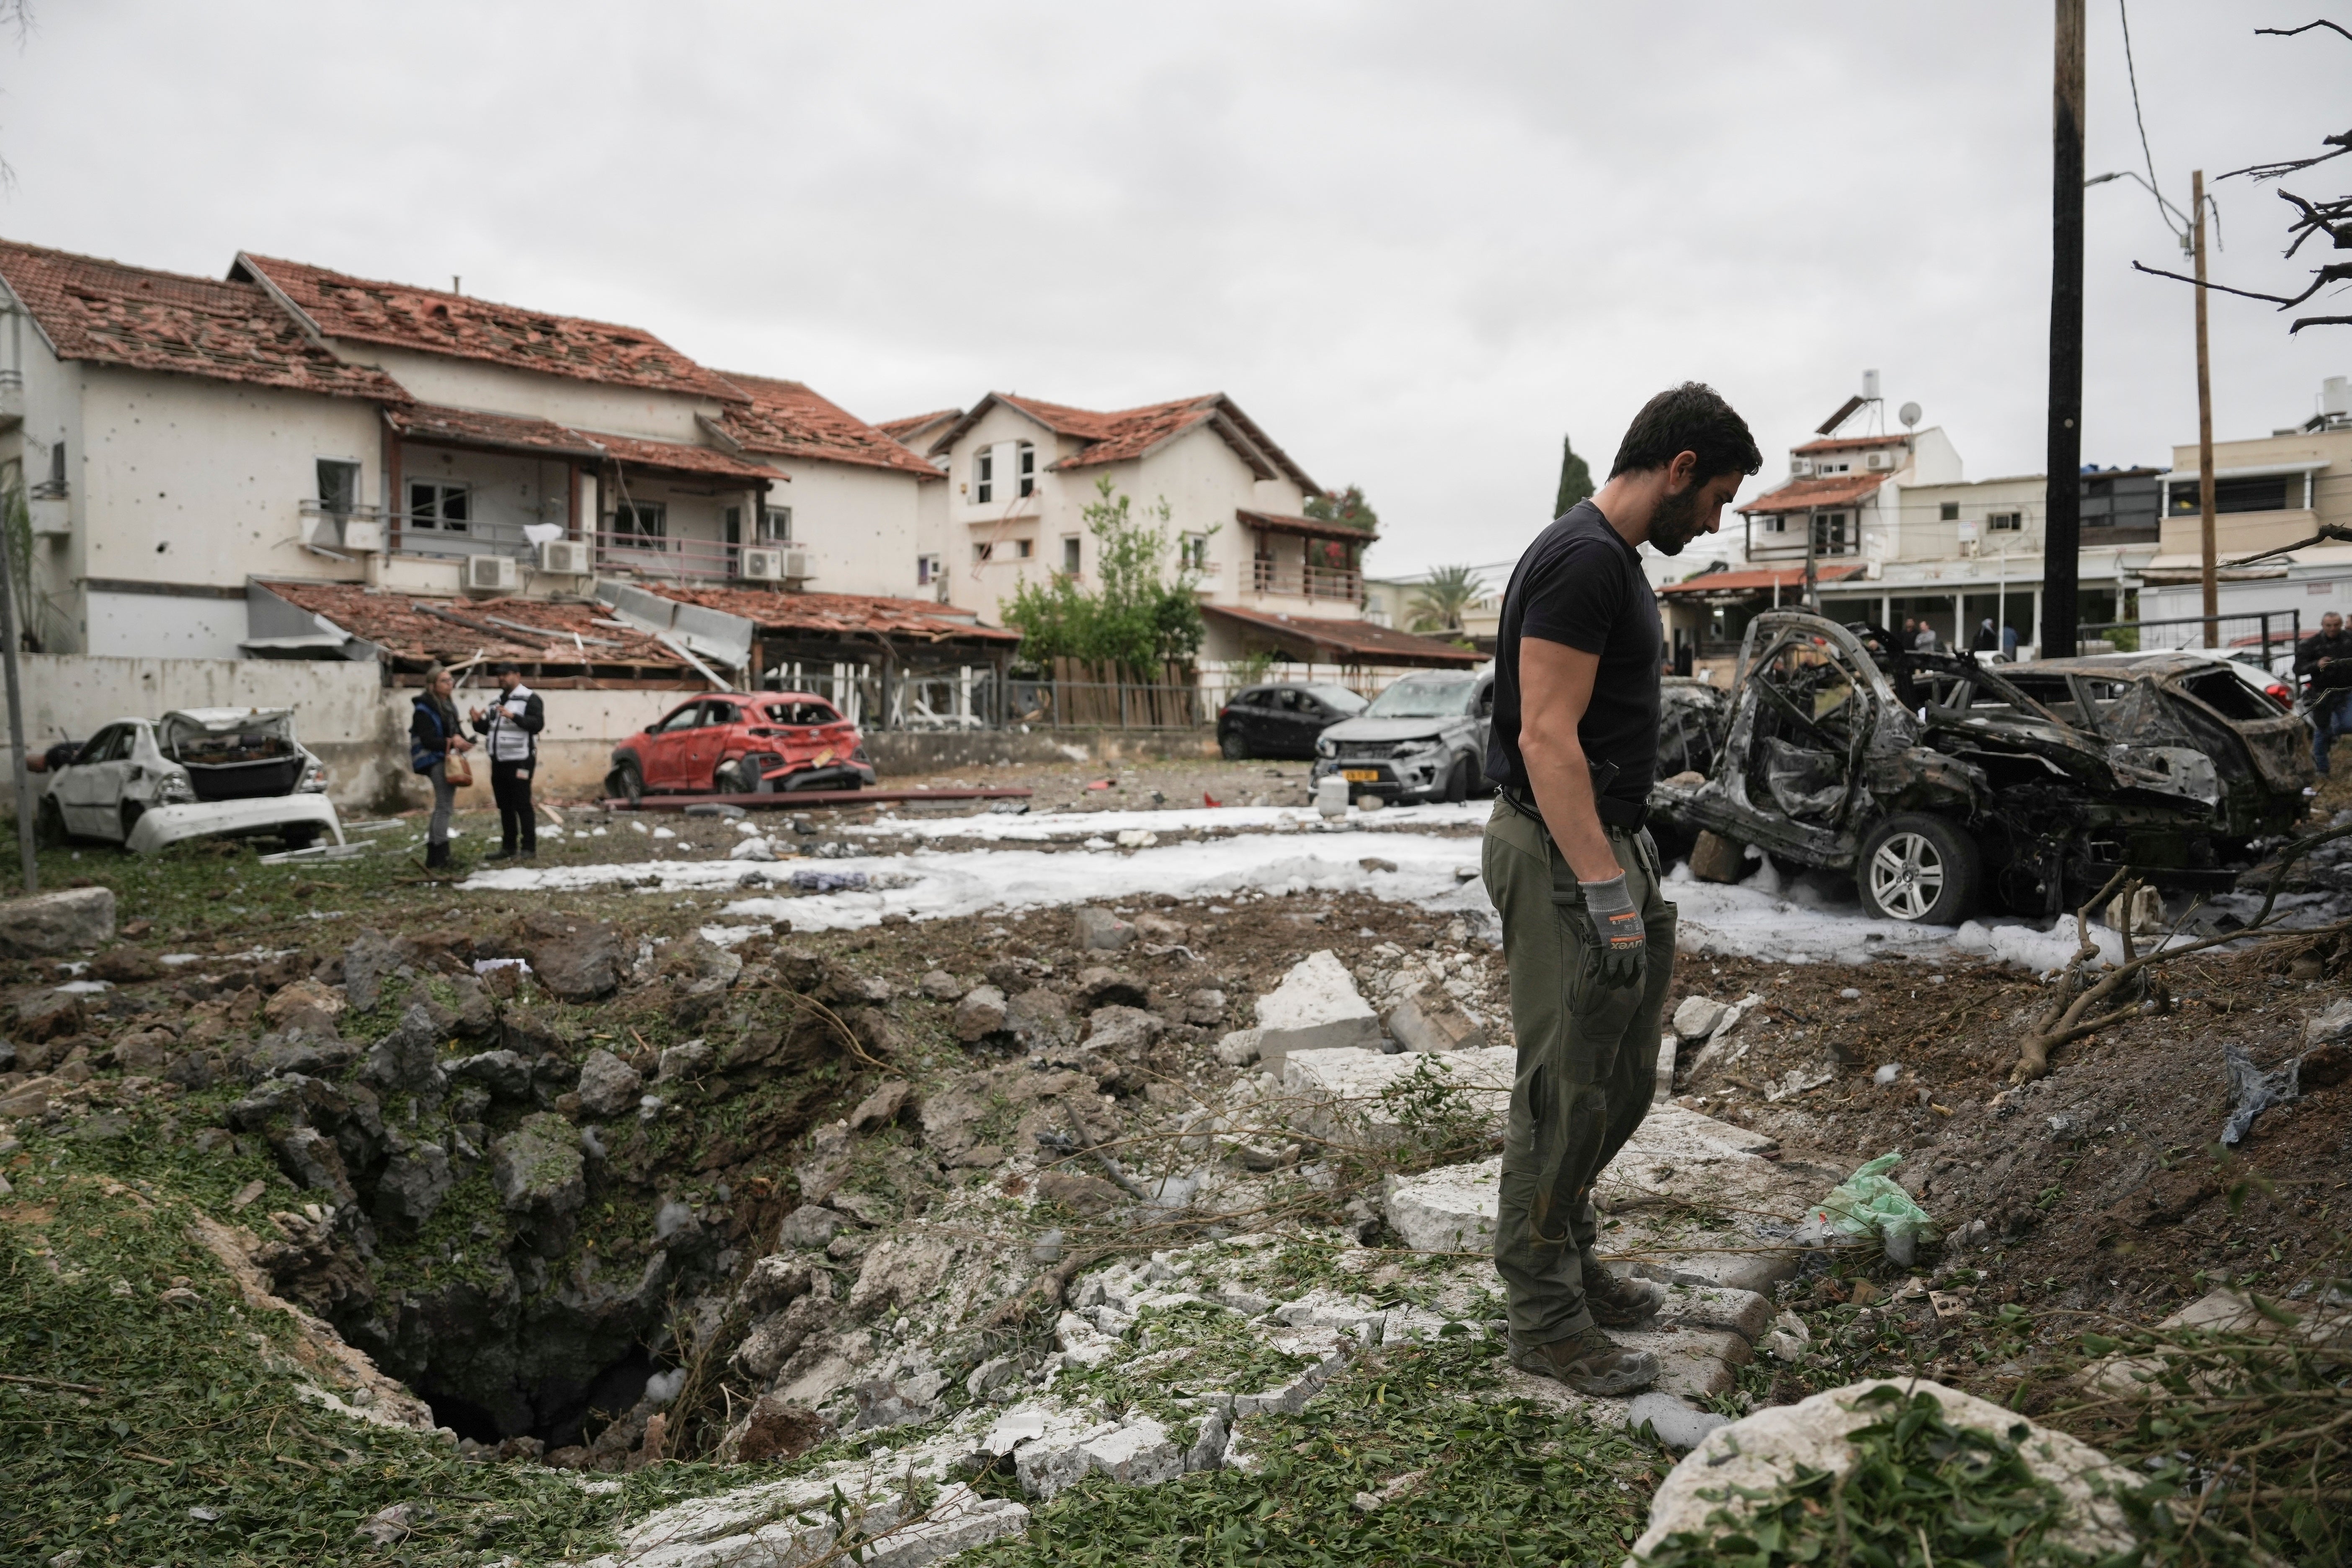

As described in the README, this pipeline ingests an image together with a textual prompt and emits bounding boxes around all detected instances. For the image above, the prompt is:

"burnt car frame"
[1648,611,2314,924]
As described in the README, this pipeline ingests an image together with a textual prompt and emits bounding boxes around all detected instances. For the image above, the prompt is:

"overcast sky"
[3,2,2343,580]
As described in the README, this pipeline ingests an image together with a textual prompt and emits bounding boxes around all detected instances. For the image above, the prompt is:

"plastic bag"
[1794,1151,1942,1264]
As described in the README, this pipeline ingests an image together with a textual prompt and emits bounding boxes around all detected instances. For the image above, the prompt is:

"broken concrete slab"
[1625,1391,1733,1452]
[1671,995,1729,1042]
[952,984,1007,1042]
[1282,1045,1515,1146]
[1254,951,1385,1063]
[1073,906,1135,952]
[1384,990,1488,1054]
[0,885,115,958]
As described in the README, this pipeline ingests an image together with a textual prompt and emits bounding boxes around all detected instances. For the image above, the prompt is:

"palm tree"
[1409,565,1483,633]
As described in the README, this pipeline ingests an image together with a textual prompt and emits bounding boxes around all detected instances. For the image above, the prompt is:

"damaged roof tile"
[387,403,779,482]
[930,392,1318,492]
[639,584,1022,643]
[0,237,408,403]
[234,253,748,404]
[257,580,691,673]
[712,373,949,480]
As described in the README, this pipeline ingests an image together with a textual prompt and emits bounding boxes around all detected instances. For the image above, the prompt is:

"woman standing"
[410,665,474,870]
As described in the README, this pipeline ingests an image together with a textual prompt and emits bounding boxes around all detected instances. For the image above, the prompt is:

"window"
[703,701,741,727]
[31,438,64,499]
[1061,536,1081,575]
[1012,538,1032,559]
[973,446,994,504]
[1939,501,1959,521]
[1180,533,1209,570]
[611,500,667,547]
[1017,442,1037,498]
[973,540,994,563]
[654,704,704,732]
[317,459,361,515]
[917,553,943,586]
[761,507,792,543]
[763,700,841,726]
[408,480,471,532]
[2169,476,2294,516]
[1810,511,1849,553]
[1988,511,2023,532]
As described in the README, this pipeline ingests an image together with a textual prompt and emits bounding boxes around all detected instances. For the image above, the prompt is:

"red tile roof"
[232,253,747,404]
[386,402,778,481]
[638,584,1023,644]
[1791,433,1910,456]
[876,409,962,442]
[256,580,691,672]
[0,237,407,403]
[1201,604,1483,667]
[1237,508,1378,543]
[1738,472,1889,515]
[930,392,1318,492]
[710,373,947,479]
[1656,564,1867,597]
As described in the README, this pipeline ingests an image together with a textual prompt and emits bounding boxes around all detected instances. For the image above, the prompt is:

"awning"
[1657,565,1866,597]
[1235,509,1380,545]
[386,403,778,482]
[1202,604,1481,666]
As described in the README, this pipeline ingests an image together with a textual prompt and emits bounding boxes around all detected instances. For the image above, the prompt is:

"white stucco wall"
[759,455,930,599]
[354,347,723,445]
[85,591,249,660]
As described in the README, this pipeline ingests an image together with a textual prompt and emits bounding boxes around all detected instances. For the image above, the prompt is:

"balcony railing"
[1250,560,1362,601]
[334,508,753,582]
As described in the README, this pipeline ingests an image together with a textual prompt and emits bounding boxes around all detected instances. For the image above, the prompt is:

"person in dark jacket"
[2297,611,2352,772]
[470,661,545,860]
[410,666,473,870]
[1970,618,1997,654]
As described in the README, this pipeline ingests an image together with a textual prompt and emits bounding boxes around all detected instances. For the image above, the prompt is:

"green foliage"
[1408,566,1485,635]
[1302,484,1378,534]
[1555,436,1595,518]
[1000,479,1207,679]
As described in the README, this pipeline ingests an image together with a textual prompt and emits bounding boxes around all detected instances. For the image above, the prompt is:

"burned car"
[37,707,343,854]
[1648,612,2313,924]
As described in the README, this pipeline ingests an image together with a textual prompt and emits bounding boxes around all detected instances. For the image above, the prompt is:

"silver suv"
[1310,668,1496,804]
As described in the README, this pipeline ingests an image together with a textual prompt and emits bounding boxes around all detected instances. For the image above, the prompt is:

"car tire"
[1219,729,1248,761]
[715,758,756,795]
[613,760,645,807]
[1856,813,1981,925]
[1442,753,1473,803]
[34,795,64,847]
[281,825,322,852]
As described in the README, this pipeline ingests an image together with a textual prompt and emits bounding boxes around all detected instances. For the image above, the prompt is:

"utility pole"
[1803,510,1819,610]
[2193,168,2220,645]
[2041,0,2086,661]
[0,511,35,894]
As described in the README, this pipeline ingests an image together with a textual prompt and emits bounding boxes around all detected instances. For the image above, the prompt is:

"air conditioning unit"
[340,518,384,554]
[466,554,518,593]
[783,549,812,581]
[1789,459,1813,477]
[537,539,591,575]
[1865,450,1895,471]
[738,546,785,582]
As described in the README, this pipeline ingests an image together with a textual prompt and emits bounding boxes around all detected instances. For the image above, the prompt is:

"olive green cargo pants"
[1481,798,1677,1343]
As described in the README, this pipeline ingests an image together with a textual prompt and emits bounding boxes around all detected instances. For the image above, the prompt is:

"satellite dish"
[1898,401,1922,430]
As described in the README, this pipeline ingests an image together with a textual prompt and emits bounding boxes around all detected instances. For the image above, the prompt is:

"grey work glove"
[1581,873,1646,989]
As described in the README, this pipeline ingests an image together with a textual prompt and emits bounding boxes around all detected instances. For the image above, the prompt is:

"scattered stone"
[794,1125,854,1204]
[376,1144,455,1230]
[2306,998,2352,1047]
[739,1255,816,1314]
[1213,1029,1263,1067]
[491,1113,586,1234]
[1182,988,1228,1025]
[340,928,412,1013]
[778,1204,850,1250]
[848,1079,911,1132]
[1254,951,1384,1064]
[1004,987,1073,1048]
[13,991,83,1044]
[500,1007,569,1059]
[1037,1171,1126,1215]
[730,1393,831,1463]
[1384,990,1486,1053]
[447,1049,532,1101]
[1085,1005,1166,1056]
[657,1042,717,1081]
[364,1006,447,1100]
[525,915,624,1003]
[90,945,161,984]
[1073,906,1135,952]
[576,1049,644,1118]
[0,885,115,958]
[1358,857,1398,874]
[275,1125,356,1203]
[1074,967,1150,1010]
[953,985,1008,1043]
[263,978,346,1035]
[109,1029,173,1075]
[920,970,962,1000]
[1671,995,1729,1042]
[1687,830,1747,885]
[1625,1391,1733,1452]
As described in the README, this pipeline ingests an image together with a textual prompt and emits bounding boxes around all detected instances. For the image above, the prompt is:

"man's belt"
[1502,783,1647,832]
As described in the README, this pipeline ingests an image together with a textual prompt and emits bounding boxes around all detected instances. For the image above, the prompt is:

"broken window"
[316,459,361,515]
[761,507,792,543]
[408,480,470,532]
[973,446,994,505]
[1742,636,1867,821]
[2180,668,2274,723]
[610,500,666,547]
[1018,442,1037,498]
[1180,533,1209,571]
[973,541,993,562]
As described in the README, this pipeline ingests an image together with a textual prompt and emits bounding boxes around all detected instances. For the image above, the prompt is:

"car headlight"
[1393,738,1444,759]
[156,769,196,805]
[1316,738,1336,757]
[298,758,328,793]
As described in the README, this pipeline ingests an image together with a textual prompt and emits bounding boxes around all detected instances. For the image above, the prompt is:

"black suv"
[1217,683,1368,759]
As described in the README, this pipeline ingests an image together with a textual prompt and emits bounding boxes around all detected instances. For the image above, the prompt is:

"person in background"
[1913,620,1939,652]
[471,661,545,861]
[1900,616,1918,646]
[2296,611,2352,773]
[2000,622,2020,659]
[410,665,473,871]
[1970,618,1998,654]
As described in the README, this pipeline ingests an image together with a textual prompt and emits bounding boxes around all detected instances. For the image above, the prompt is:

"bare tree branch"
[2254,19,2352,43]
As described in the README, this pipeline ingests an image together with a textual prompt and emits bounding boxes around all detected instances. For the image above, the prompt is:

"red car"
[605,692,877,802]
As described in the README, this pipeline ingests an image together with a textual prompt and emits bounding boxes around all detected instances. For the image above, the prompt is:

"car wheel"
[613,760,645,807]
[1442,753,1473,804]
[34,795,64,847]
[1856,813,1981,925]
[281,825,322,852]
[1219,729,1248,761]
[715,758,756,795]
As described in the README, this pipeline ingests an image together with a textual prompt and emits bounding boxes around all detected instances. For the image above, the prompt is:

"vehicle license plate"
[1341,769,1380,782]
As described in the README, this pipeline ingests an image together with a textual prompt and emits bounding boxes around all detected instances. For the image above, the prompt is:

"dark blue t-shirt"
[1483,500,1661,808]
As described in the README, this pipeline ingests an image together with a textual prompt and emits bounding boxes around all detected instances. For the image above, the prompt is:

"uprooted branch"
[2008,821,2352,1084]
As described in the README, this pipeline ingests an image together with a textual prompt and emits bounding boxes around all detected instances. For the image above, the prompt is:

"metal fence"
[2078,609,2301,668]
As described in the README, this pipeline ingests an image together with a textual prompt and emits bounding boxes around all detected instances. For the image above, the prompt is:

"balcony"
[1250,560,1362,601]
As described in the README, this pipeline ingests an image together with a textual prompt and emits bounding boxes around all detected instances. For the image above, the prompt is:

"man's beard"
[1647,483,1703,556]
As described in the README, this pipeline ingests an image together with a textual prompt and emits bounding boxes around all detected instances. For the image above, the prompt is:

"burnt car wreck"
[1650,612,2314,924]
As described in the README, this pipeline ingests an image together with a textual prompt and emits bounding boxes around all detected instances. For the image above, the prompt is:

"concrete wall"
[864,725,1217,776]
[355,347,722,446]
[761,454,930,599]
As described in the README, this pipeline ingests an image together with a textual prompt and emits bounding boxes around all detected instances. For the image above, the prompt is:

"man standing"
[2296,611,2352,773]
[471,662,545,861]
[1482,383,1760,1395]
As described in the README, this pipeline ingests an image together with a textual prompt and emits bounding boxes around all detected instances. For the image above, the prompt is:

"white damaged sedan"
[37,707,343,854]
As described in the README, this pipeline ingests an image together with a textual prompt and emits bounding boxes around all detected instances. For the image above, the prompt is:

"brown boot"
[1508,1326,1658,1395]
[1580,1258,1666,1327]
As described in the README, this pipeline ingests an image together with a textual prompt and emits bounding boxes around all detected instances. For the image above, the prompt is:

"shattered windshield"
[1364,675,1478,719]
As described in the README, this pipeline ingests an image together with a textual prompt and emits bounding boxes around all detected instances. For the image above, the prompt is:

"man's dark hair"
[1608,382,1763,484]
[494,660,523,676]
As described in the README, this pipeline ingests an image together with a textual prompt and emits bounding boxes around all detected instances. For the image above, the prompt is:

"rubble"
[1253,950,1385,1063]
[0,885,116,957]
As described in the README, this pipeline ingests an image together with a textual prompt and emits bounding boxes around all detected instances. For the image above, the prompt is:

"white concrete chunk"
[861,1486,1031,1568]
[1671,995,1728,1042]
[1625,1391,1734,1452]
[1254,950,1385,1061]
[1081,1417,1185,1486]
[1284,1044,1515,1145]
[1384,1158,1503,1254]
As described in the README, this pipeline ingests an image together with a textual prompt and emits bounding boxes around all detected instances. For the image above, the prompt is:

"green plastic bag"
[1800,1151,1942,1263]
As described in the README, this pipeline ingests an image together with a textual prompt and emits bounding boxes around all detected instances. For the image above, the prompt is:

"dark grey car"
[1217,683,1367,759]
[1310,668,1495,803]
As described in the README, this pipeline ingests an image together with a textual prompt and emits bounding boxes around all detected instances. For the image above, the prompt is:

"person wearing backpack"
[410,665,474,870]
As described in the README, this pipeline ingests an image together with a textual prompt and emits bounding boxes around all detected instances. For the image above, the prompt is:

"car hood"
[1318,717,1462,744]
[161,708,297,744]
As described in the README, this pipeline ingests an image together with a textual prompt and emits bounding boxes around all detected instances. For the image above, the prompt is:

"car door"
[640,701,705,789]
[1264,688,1309,757]
[681,700,737,789]
[59,725,133,838]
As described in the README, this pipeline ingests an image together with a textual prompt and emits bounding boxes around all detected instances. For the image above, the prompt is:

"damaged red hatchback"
[604,692,876,802]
